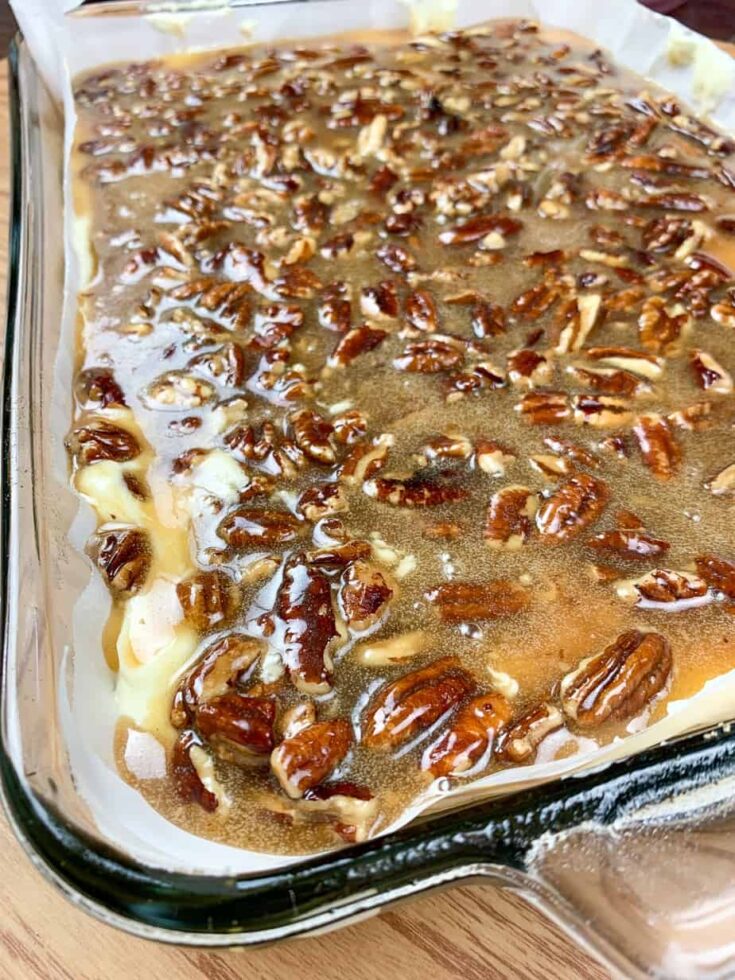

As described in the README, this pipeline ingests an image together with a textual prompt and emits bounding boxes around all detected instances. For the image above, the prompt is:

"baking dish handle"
[3,723,735,977]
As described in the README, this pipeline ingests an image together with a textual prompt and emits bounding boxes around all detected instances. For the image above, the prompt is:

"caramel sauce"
[70,20,735,854]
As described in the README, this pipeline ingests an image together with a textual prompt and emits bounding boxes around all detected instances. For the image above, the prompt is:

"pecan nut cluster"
[68,19,735,852]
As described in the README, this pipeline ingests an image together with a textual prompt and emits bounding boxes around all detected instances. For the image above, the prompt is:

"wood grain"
[0,816,608,980]
[0,4,726,976]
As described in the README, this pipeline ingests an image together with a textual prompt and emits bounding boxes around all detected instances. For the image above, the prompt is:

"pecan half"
[425,580,529,622]
[568,366,642,398]
[171,633,264,727]
[599,435,631,458]
[638,297,688,353]
[475,440,516,476]
[585,187,628,211]
[446,360,507,397]
[636,191,709,212]
[225,422,306,478]
[86,525,151,596]
[588,529,670,560]
[143,371,214,410]
[253,302,304,345]
[393,337,464,373]
[515,390,570,425]
[485,486,538,550]
[332,409,368,445]
[536,473,609,543]
[195,693,276,765]
[617,569,709,607]
[384,212,421,237]
[422,692,511,777]
[543,436,599,469]
[218,507,302,548]
[273,266,322,299]
[271,719,353,799]
[189,342,245,387]
[555,294,602,353]
[507,349,553,388]
[423,522,463,540]
[572,394,633,427]
[304,540,373,569]
[511,278,558,320]
[471,301,506,338]
[669,400,714,432]
[633,414,681,480]
[289,409,336,464]
[329,324,388,367]
[76,368,127,410]
[369,164,398,194]
[439,214,522,245]
[642,216,692,253]
[297,482,347,521]
[276,557,337,693]
[176,569,239,632]
[424,432,473,461]
[321,232,354,259]
[524,249,566,266]
[376,242,416,274]
[586,125,629,157]
[690,351,733,394]
[711,298,735,327]
[561,630,672,728]
[360,280,399,320]
[120,471,149,499]
[339,561,393,630]
[584,346,663,380]
[355,630,427,666]
[620,155,710,179]
[362,656,474,749]
[318,295,352,333]
[405,290,439,332]
[171,730,218,812]
[529,454,569,478]
[124,474,150,499]
[696,553,735,599]
[263,784,377,844]
[364,473,468,507]
[279,701,317,741]
[292,195,328,233]
[706,462,735,496]
[496,703,563,764]
[339,434,393,484]
[67,420,140,465]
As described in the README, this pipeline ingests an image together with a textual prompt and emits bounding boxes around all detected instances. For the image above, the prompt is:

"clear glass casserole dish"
[3,3,735,975]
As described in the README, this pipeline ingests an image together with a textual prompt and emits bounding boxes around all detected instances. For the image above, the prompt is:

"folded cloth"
[640,0,687,10]
[639,0,735,39]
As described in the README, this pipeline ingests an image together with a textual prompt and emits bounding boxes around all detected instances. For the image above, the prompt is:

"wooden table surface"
[14,3,731,976]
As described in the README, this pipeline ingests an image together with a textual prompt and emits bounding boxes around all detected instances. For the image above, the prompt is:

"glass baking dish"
[3,3,735,974]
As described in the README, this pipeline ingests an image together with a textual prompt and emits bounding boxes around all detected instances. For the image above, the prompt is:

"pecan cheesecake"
[68,20,735,853]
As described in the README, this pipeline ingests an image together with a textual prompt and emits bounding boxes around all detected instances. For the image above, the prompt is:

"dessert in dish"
[68,19,735,853]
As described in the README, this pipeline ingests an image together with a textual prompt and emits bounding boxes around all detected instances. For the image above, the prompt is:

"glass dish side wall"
[2,10,735,976]
[1,34,103,842]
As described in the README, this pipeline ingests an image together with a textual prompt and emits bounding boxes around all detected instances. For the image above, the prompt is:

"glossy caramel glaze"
[69,20,735,853]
